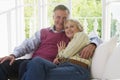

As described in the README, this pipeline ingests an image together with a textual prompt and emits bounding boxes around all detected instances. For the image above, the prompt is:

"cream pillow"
[91,36,118,79]
[102,44,120,79]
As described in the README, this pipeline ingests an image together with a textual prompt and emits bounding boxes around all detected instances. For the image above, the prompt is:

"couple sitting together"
[0,4,102,80]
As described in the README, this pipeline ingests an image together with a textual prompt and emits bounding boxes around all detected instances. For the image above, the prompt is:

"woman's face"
[64,21,80,39]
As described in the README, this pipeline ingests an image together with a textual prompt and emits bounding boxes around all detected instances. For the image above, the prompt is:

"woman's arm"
[58,32,90,58]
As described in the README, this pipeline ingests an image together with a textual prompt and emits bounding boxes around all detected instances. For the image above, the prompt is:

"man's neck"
[53,26,63,33]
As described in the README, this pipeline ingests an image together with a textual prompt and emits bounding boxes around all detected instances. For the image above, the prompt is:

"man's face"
[53,10,69,31]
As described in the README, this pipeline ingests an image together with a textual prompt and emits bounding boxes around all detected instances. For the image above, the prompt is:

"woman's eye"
[64,26,68,29]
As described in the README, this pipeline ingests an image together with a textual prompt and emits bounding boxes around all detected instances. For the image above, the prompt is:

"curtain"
[0,0,25,57]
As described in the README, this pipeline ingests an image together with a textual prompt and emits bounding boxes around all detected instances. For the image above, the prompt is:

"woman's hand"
[57,41,66,52]
[53,58,60,64]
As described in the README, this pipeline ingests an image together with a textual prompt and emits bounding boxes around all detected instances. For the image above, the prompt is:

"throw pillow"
[102,44,120,79]
[91,36,118,79]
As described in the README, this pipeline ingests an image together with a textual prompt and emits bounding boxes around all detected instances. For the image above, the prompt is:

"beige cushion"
[91,36,118,79]
[102,44,120,79]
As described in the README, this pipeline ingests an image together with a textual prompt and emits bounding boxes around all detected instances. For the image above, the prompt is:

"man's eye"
[70,26,72,28]
[64,27,68,29]
[63,17,67,20]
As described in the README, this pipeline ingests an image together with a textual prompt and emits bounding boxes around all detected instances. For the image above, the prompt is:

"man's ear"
[53,13,55,19]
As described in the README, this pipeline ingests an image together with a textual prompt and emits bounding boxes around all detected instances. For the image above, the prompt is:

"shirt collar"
[49,25,64,33]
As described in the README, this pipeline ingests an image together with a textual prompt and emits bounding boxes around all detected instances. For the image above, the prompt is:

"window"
[47,0,102,36]
[103,0,120,41]
[110,2,120,37]
[0,0,25,57]
[23,0,102,38]
[0,0,102,57]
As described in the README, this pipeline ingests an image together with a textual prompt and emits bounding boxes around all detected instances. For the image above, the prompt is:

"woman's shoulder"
[75,32,87,36]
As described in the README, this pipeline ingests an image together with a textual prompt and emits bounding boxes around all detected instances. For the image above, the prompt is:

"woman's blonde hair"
[64,19,84,31]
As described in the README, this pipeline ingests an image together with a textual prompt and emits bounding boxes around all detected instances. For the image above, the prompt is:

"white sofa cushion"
[91,36,118,79]
[102,44,120,79]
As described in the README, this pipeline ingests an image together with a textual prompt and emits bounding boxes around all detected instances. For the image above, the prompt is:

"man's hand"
[80,43,97,59]
[0,55,15,65]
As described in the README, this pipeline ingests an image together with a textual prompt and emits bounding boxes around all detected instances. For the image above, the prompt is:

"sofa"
[10,36,120,80]
[91,35,120,79]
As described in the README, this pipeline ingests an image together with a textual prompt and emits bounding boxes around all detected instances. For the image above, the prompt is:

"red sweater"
[32,28,70,62]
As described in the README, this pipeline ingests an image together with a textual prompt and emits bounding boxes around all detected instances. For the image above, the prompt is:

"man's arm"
[80,32,103,59]
[0,31,41,65]
[13,31,41,58]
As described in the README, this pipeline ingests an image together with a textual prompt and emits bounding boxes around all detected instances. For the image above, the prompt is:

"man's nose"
[60,18,64,23]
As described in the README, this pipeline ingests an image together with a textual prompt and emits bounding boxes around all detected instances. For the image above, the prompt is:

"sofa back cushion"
[102,44,120,79]
[91,36,118,79]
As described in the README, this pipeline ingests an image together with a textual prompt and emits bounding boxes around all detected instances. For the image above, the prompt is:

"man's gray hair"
[53,4,70,14]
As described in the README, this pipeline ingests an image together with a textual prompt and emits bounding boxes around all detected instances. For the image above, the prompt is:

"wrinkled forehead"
[53,10,69,17]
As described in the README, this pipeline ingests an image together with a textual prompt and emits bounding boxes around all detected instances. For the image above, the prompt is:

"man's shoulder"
[40,27,51,31]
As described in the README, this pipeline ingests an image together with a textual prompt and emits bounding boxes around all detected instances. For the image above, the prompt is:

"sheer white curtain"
[29,0,48,37]
[0,0,15,57]
[102,0,120,41]
[0,0,25,57]
[0,0,49,57]
[0,14,8,57]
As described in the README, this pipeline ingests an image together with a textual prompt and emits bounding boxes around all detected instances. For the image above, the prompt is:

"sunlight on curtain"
[0,14,8,57]
[0,0,15,57]
[110,2,120,42]
[0,0,25,57]
[105,0,120,40]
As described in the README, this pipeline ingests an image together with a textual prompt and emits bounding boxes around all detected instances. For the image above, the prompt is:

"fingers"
[81,50,91,59]
[80,49,89,59]
[80,47,91,59]
[57,43,60,48]
[57,41,66,52]
[0,56,15,65]
[59,41,66,48]
[9,58,15,65]
[80,44,96,59]
[0,56,9,64]
[9,56,15,65]
[54,60,59,64]
[53,58,60,64]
